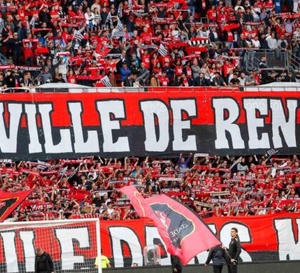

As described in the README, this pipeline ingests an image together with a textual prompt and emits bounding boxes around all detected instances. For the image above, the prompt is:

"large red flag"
[0,190,32,222]
[119,186,220,265]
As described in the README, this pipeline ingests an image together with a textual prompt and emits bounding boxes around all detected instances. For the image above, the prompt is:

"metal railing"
[244,49,288,72]
[0,52,8,65]
[1,85,300,94]
[287,50,300,72]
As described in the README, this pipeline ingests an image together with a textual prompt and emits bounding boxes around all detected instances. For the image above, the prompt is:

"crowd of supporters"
[0,0,299,90]
[2,152,300,222]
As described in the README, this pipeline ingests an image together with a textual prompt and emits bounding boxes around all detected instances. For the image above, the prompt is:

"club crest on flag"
[151,203,194,248]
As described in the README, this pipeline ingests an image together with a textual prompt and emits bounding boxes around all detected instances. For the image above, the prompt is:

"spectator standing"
[95,250,111,269]
[85,8,96,30]
[35,248,54,273]
[177,153,192,174]
[226,227,241,273]
[205,244,227,273]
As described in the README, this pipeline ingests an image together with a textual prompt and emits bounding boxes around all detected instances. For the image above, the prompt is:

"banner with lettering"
[100,214,300,266]
[0,90,299,159]
[0,214,299,272]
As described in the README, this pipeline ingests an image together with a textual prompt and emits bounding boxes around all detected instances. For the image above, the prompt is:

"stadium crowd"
[1,0,300,221]
[0,0,298,89]
[1,152,300,222]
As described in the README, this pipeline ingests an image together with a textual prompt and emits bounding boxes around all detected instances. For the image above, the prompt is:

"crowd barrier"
[3,85,300,93]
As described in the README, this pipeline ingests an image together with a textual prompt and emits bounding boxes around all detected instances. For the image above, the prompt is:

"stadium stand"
[1,0,300,221]
[2,153,300,222]
[0,0,298,90]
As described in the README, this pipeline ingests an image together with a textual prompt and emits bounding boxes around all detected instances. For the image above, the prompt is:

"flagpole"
[223,247,236,265]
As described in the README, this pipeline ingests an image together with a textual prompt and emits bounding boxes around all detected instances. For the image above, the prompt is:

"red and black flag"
[119,186,220,265]
[0,190,32,222]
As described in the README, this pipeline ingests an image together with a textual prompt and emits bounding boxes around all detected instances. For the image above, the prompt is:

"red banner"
[0,190,32,222]
[101,214,300,266]
[0,214,300,271]
[0,90,299,159]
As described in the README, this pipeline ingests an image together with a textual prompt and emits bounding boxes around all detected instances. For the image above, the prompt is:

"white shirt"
[252,39,261,48]
[266,36,278,49]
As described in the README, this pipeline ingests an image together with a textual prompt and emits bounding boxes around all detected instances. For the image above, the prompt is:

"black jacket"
[205,245,226,266]
[35,252,54,273]
[228,237,241,262]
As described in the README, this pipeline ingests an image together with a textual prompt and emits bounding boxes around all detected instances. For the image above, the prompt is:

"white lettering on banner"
[0,98,298,156]
[109,226,143,267]
[270,100,297,148]
[140,99,197,151]
[96,100,130,152]
[20,231,35,272]
[213,98,245,149]
[1,232,18,273]
[38,104,73,153]
[140,101,169,151]
[25,104,43,153]
[0,103,22,153]
[2,219,300,271]
[170,100,197,151]
[274,218,300,260]
[244,99,270,149]
[56,227,88,269]
[68,102,100,153]
[213,98,298,150]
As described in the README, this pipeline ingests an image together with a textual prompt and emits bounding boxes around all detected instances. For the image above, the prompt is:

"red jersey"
[207,8,217,22]
[158,75,169,86]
